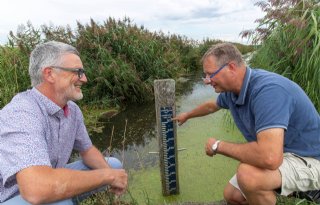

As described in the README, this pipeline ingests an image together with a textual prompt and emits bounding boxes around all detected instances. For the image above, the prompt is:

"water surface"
[90,73,219,170]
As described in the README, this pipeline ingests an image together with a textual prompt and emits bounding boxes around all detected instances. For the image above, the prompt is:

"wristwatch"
[211,140,221,155]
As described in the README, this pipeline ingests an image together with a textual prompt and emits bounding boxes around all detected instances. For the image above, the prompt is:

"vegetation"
[0,46,30,107]
[0,18,253,109]
[241,0,320,112]
[2,18,197,108]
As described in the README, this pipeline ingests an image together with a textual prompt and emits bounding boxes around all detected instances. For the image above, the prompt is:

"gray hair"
[29,41,79,87]
[201,42,244,67]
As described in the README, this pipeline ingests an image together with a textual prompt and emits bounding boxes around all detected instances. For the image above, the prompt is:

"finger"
[171,117,179,121]
[110,187,126,196]
[109,187,120,194]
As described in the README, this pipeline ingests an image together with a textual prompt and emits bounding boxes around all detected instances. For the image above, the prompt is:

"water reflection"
[89,72,212,170]
[91,102,158,169]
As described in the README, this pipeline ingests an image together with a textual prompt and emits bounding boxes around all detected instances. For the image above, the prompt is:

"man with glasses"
[173,43,320,205]
[0,41,128,204]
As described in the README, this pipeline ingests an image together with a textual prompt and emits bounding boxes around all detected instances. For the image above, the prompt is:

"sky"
[0,0,264,45]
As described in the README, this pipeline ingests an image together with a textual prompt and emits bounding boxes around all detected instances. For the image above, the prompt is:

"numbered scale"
[160,106,178,194]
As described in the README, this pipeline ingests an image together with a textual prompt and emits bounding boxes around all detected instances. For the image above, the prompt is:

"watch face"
[212,140,220,152]
[212,143,217,151]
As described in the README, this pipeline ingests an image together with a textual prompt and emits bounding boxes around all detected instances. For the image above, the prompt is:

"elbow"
[263,154,283,170]
[21,194,43,205]
[20,186,47,205]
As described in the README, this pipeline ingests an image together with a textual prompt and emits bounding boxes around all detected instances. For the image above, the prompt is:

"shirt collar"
[31,88,68,117]
[63,104,69,117]
[231,67,252,105]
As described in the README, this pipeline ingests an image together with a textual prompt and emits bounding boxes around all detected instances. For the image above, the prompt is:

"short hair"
[28,41,79,87]
[201,42,244,67]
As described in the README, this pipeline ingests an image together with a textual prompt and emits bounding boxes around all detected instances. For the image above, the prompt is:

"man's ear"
[42,67,55,83]
[227,62,242,81]
[228,62,237,71]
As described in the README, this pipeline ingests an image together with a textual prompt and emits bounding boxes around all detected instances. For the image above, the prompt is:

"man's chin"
[213,87,221,93]
[76,94,84,101]
[71,93,83,101]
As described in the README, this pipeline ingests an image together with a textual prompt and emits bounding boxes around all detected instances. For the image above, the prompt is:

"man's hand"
[172,112,189,126]
[108,169,128,195]
[205,138,218,157]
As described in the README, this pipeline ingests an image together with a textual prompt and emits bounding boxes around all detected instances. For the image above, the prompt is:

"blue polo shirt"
[217,67,320,159]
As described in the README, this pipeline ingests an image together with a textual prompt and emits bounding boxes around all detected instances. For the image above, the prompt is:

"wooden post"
[154,79,179,195]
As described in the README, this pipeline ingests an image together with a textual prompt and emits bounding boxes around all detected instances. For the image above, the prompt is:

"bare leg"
[237,163,282,205]
[224,182,248,205]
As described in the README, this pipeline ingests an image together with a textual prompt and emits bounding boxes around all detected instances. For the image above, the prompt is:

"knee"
[105,157,123,169]
[223,186,235,204]
[237,163,258,192]
[223,185,246,205]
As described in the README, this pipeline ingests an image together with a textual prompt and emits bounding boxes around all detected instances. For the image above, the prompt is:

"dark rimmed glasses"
[50,66,85,79]
[202,63,228,82]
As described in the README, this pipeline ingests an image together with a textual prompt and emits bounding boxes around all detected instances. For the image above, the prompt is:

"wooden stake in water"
[154,79,179,195]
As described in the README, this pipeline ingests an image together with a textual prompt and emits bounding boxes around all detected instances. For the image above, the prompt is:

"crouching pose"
[173,43,320,205]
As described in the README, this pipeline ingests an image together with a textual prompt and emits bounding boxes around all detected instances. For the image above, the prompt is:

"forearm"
[18,166,115,204]
[81,146,110,169]
[217,141,282,170]
[187,101,220,119]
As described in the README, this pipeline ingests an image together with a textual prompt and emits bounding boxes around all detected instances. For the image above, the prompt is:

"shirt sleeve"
[72,104,92,152]
[252,84,294,133]
[0,108,51,187]
[217,93,230,109]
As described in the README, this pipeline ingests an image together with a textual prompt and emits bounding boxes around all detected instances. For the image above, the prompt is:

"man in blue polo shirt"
[173,43,320,205]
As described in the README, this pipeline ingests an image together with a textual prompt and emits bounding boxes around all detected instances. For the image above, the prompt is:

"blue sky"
[0,0,264,45]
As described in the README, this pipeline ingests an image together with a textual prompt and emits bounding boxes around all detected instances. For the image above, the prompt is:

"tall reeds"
[1,17,255,109]
[0,46,30,108]
[242,0,320,111]
[1,18,199,108]
[75,18,202,106]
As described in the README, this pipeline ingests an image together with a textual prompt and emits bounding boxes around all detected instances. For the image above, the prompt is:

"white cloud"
[0,0,264,45]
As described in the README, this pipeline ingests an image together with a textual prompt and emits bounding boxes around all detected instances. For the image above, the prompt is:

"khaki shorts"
[229,153,320,197]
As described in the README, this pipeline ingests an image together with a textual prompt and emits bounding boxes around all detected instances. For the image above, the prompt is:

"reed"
[3,18,254,110]
[0,46,30,108]
[242,0,320,111]
[75,18,193,107]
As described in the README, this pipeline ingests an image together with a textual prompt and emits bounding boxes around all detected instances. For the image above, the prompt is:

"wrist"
[211,140,221,155]
[185,112,191,120]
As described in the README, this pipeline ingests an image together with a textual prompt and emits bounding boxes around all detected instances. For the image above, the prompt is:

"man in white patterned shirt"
[0,41,127,204]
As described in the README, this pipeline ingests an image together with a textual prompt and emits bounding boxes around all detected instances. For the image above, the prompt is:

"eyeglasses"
[202,63,228,82]
[50,66,85,79]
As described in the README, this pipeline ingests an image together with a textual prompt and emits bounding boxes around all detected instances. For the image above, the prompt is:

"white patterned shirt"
[0,88,92,202]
